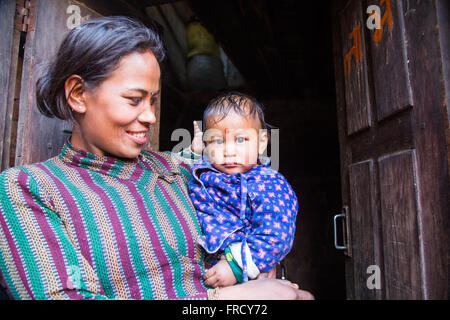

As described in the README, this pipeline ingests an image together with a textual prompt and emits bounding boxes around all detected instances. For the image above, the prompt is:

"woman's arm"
[0,167,109,300]
[218,278,314,300]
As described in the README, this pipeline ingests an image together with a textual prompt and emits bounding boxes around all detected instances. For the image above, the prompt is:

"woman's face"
[72,50,161,159]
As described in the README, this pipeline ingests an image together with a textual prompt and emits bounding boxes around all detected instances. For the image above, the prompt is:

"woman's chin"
[124,149,142,159]
[111,144,142,160]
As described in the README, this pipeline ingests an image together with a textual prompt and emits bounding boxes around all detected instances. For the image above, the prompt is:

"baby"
[188,92,298,288]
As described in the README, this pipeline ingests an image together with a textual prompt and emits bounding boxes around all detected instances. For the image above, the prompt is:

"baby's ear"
[258,130,269,155]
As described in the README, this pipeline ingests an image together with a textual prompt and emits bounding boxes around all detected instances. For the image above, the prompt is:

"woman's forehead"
[109,50,160,83]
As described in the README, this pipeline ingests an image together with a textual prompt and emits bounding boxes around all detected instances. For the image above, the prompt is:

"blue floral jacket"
[188,158,298,281]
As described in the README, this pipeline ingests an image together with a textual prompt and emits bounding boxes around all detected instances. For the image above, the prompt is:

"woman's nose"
[138,103,156,125]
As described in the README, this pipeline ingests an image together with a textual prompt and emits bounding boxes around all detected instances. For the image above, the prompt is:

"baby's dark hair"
[36,16,165,123]
[202,92,269,131]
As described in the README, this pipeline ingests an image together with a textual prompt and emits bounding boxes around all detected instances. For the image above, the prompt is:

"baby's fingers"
[193,121,202,135]
[204,273,220,287]
[203,268,215,280]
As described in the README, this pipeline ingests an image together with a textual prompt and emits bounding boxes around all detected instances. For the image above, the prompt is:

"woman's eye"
[212,139,224,145]
[236,137,246,144]
[128,97,142,105]
[150,96,159,105]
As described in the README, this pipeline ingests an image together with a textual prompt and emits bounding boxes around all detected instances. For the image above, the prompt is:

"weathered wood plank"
[339,0,372,136]
[349,108,414,163]
[332,0,356,299]
[403,0,449,299]
[0,0,17,171]
[378,150,424,299]
[366,0,414,122]
[436,0,450,174]
[348,160,382,299]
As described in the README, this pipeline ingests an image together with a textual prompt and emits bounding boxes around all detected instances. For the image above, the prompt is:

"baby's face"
[204,110,268,175]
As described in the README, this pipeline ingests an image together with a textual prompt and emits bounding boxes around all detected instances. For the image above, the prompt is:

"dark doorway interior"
[157,0,346,299]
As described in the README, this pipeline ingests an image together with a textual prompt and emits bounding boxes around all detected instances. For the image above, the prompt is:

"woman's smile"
[126,130,148,145]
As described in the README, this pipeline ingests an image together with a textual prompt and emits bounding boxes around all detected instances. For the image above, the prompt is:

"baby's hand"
[203,258,237,288]
[191,121,204,155]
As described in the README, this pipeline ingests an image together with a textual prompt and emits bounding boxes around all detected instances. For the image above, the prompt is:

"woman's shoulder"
[0,157,59,189]
[140,149,190,173]
[1,162,40,180]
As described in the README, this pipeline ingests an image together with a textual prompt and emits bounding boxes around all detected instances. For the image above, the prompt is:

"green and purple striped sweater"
[0,139,214,299]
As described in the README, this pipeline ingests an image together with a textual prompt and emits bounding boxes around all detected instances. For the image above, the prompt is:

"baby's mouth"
[223,162,239,168]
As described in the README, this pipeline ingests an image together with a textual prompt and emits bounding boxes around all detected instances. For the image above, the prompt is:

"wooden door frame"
[332,0,354,300]
[436,0,450,175]
[0,0,22,171]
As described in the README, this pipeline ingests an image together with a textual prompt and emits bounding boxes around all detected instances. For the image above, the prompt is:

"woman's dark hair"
[36,16,165,122]
[202,91,270,131]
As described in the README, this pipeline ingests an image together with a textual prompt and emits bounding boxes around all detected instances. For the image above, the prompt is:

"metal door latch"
[333,206,350,255]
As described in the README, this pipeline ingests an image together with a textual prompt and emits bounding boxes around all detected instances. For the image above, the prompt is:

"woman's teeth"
[128,132,146,138]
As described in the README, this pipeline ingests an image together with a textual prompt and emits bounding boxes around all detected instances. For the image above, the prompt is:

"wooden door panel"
[378,150,424,299]
[340,0,372,136]
[348,160,381,299]
[0,0,17,170]
[367,0,414,122]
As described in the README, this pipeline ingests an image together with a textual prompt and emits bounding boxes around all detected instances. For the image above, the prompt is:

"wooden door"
[332,0,449,299]
[2,0,161,170]
[0,0,19,171]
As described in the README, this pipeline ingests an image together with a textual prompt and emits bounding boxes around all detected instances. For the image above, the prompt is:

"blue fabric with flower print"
[188,158,298,282]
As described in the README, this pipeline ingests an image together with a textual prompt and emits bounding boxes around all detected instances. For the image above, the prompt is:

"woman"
[0,16,313,300]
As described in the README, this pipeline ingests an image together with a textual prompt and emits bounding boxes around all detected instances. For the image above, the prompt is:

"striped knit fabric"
[0,139,212,300]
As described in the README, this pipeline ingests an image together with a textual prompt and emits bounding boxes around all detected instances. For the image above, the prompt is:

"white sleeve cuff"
[184,147,202,158]
[229,242,260,279]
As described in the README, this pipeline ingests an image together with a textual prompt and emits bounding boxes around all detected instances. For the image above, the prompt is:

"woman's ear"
[65,75,86,113]
[258,130,269,155]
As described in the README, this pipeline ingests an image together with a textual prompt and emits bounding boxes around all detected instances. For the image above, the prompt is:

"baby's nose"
[224,141,236,156]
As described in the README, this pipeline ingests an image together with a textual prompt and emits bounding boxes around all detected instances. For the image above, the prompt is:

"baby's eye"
[211,139,224,145]
[236,137,247,144]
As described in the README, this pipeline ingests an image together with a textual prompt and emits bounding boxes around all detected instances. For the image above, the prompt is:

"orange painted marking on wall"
[344,24,362,75]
